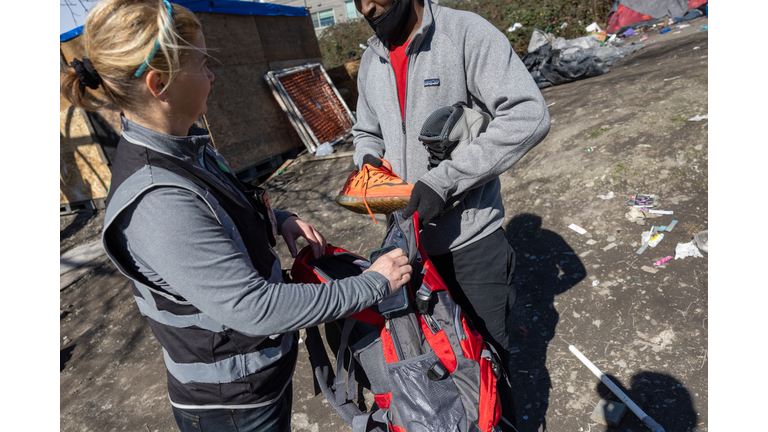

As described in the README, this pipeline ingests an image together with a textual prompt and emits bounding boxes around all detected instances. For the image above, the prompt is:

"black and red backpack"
[291,210,509,432]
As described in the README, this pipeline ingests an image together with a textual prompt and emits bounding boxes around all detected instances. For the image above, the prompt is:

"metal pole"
[569,345,665,432]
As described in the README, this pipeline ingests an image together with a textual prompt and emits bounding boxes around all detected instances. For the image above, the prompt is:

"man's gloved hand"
[403,181,445,225]
[362,154,383,168]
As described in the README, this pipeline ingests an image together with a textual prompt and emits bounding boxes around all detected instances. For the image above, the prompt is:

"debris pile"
[522,6,707,89]
[522,26,645,89]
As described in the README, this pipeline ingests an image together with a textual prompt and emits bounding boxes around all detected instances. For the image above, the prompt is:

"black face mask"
[365,0,412,46]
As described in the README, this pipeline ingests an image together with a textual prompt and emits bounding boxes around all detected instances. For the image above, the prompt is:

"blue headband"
[134,0,173,77]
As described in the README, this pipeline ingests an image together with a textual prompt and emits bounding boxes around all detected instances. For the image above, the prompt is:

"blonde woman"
[61,1,411,431]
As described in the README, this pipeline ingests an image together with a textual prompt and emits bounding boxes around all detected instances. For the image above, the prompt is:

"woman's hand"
[365,248,412,293]
[281,216,327,259]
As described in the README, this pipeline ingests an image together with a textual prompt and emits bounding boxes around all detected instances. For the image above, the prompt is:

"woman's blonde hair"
[61,0,202,112]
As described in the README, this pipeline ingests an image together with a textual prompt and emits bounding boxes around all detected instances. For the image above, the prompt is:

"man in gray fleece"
[352,0,551,427]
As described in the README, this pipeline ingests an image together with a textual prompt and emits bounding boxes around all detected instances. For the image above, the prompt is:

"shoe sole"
[334,194,410,214]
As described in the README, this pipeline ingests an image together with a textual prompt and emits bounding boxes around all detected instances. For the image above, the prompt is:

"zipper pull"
[385,316,391,334]
[402,121,406,134]
[423,313,438,334]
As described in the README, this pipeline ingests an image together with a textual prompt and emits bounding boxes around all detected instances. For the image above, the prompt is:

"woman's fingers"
[281,216,327,259]
[366,249,412,292]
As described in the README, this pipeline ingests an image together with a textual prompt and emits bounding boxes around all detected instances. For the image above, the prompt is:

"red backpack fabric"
[292,210,507,432]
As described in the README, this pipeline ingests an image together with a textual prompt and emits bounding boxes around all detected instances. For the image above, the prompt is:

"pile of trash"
[619,193,708,263]
[569,191,707,274]
[522,25,645,89]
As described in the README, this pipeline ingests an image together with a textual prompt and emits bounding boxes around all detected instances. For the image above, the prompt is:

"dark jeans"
[172,383,293,432]
[430,228,518,429]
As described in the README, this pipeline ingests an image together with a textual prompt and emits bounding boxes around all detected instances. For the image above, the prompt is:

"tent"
[606,0,707,34]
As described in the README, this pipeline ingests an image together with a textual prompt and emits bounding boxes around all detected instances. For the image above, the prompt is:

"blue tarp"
[61,0,308,42]
[60,26,84,43]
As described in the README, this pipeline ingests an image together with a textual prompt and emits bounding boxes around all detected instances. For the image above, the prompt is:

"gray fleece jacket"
[352,0,550,255]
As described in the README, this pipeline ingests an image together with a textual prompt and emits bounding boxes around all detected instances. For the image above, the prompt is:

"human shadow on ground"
[596,372,697,432]
[504,213,586,432]
[61,344,76,372]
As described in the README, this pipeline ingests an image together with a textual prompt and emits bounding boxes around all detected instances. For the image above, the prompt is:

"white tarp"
[528,29,601,54]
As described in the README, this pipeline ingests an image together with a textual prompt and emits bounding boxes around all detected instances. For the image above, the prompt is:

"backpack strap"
[335,318,358,406]
[304,325,387,432]
[353,409,390,432]
[305,326,364,421]
[483,343,511,388]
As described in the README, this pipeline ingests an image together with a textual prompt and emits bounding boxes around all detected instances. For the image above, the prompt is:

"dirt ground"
[60,17,708,432]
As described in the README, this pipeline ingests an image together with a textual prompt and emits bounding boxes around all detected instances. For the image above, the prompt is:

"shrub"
[318,18,374,70]
[317,0,615,69]
[443,0,614,57]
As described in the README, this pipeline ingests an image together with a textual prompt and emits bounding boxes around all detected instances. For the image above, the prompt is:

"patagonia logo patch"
[424,78,440,87]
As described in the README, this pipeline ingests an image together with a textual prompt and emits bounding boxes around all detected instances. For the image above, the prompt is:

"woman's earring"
[164,98,168,102]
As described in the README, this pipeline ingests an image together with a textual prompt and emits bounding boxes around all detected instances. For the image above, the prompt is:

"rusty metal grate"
[265,64,355,153]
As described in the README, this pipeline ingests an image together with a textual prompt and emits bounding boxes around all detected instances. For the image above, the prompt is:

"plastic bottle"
[693,230,708,253]
[315,142,333,156]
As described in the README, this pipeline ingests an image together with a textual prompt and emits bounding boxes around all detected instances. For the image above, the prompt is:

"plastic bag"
[693,230,708,253]
[675,240,703,260]
[585,22,601,32]
[315,142,333,156]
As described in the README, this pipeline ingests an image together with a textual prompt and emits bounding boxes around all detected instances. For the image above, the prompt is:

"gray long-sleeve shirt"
[109,119,391,337]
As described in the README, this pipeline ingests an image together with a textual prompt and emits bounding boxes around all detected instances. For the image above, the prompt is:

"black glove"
[403,181,445,225]
[362,154,383,168]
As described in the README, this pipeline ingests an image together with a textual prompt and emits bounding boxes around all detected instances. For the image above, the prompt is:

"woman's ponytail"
[61,56,106,111]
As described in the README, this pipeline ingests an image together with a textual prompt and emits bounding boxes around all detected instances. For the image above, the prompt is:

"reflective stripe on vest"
[162,334,294,384]
[103,166,252,267]
[133,281,227,333]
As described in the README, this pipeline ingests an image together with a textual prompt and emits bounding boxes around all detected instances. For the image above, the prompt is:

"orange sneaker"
[334,159,413,222]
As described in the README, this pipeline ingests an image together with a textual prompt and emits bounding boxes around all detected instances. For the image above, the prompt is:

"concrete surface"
[60,18,708,432]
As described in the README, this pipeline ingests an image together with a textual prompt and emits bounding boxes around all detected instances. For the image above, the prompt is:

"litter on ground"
[523,28,644,89]
[625,207,663,225]
[693,230,708,253]
[568,223,588,234]
[569,345,666,432]
[654,220,678,232]
[675,240,703,260]
[626,194,660,208]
